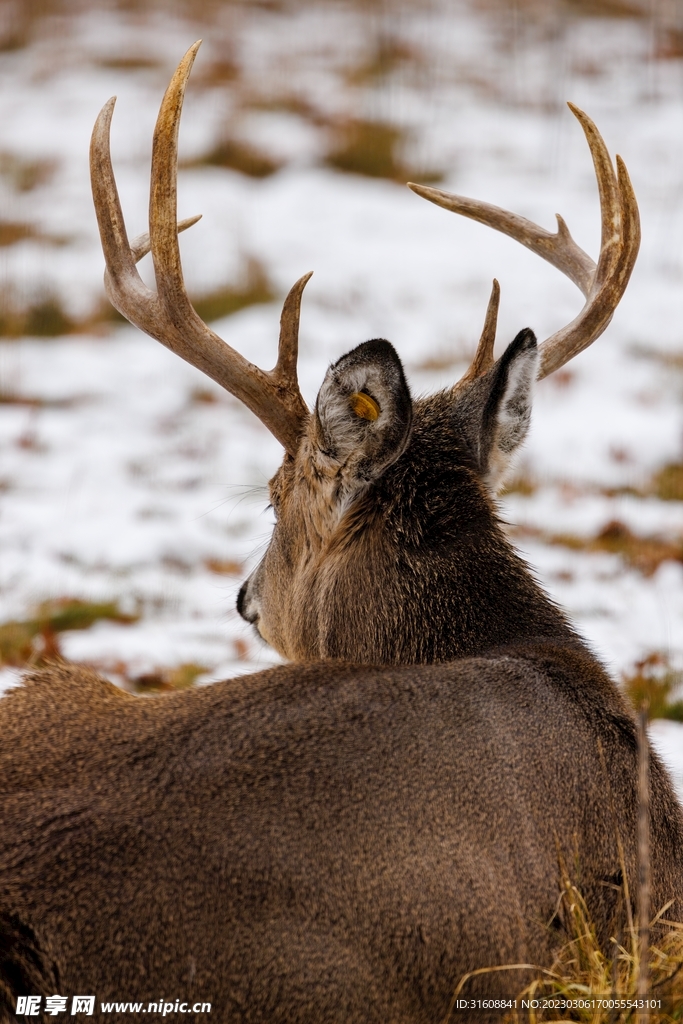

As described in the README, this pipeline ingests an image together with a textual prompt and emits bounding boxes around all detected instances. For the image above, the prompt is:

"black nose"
[237,580,249,621]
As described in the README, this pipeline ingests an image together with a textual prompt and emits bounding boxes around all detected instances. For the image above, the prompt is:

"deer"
[1,41,682,1024]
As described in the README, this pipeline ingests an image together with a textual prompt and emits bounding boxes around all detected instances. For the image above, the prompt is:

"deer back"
[1,654,681,1022]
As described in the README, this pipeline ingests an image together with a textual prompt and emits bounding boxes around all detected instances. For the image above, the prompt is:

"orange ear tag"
[349,392,380,421]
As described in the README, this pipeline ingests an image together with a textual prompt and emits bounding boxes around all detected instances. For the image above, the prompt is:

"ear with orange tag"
[313,338,413,486]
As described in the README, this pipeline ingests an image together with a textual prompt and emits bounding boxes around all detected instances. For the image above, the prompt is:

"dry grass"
[443,876,683,1022]
[623,654,683,724]
[650,465,683,504]
[504,887,683,1022]
[0,255,275,338]
[324,118,442,183]
[0,290,80,338]
[184,138,283,178]
[516,883,681,1020]
[0,598,139,668]
[191,256,275,321]
[0,151,56,192]
[514,520,683,578]
[130,661,208,693]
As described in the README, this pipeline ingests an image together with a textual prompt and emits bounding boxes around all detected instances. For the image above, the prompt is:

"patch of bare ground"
[130,661,208,693]
[513,520,683,577]
[503,462,683,504]
[648,464,683,503]
[0,151,57,191]
[623,653,683,724]
[0,599,232,694]
[501,473,538,497]
[324,118,442,183]
[94,54,162,71]
[343,32,423,86]
[0,390,84,408]
[0,290,83,338]
[473,0,656,21]
[0,598,139,669]
[190,256,275,320]
[0,221,64,247]
[204,558,244,575]
[182,138,284,178]
[0,255,275,337]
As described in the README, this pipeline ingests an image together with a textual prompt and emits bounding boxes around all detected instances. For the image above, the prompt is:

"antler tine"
[276,272,314,388]
[90,41,311,456]
[538,154,640,379]
[149,41,199,318]
[567,103,620,297]
[408,105,640,384]
[90,97,155,323]
[456,279,500,388]
[130,215,202,264]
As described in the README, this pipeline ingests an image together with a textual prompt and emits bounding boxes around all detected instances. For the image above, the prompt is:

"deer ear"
[477,328,538,492]
[313,339,413,484]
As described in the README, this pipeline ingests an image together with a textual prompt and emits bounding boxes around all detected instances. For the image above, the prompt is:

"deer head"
[91,41,640,665]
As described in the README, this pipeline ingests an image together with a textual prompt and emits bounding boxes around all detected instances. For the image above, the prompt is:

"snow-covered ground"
[0,1,681,793]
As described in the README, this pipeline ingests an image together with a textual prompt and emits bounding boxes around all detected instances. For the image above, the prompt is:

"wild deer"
[1,41,682,1024]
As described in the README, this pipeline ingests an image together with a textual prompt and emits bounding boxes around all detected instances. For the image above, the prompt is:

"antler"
[408,104,640,382]
[90,40,311,456]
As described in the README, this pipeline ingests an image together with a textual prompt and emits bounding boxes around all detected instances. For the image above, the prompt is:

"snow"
[0,2,681,784]
[651,719,683,804]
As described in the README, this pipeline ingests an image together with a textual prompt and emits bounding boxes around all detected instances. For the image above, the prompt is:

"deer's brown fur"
[1,645,682,1023]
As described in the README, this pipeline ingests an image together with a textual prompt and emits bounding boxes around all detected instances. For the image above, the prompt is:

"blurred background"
[0,0,682,785]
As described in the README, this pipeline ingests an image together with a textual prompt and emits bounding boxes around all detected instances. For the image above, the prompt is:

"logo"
[71,997,95,1016]
[45,997,68,1016]
[15,996,41,1016]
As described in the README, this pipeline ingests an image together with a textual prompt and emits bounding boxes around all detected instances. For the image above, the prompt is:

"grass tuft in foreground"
[444,856,683,1022]
[503,883,683,1022]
